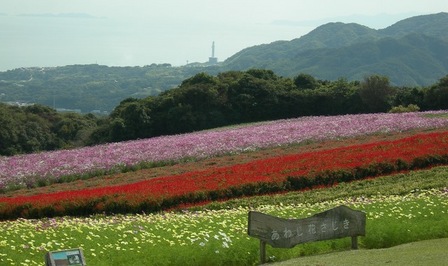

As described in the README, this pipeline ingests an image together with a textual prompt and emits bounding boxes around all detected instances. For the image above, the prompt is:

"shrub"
[389,104,420,113]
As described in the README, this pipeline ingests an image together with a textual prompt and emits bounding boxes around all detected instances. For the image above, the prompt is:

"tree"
[359,75,396,112]
[246,69,277,80]
[55,113,98,147]
[0,104,21,155]
[227,72,279,122]
[423,75,448,110]
[293,73,319,90]
[180,72,217,87]
[393,87,424,109]
[19,120,56,153]
[328,78,364,114]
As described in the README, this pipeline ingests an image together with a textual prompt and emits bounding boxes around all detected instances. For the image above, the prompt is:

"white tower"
[208,41,218,64]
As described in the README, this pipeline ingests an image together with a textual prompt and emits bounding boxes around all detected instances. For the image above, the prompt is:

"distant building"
[56,108,82,113]
[208,41,218,64]
[5,101,34,107]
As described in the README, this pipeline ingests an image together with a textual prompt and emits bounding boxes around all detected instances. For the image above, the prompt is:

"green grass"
[0,166,447,266]
[273,238,448,266]
[423,112,448,119]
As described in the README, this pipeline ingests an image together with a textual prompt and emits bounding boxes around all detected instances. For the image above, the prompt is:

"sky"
[0,0,447,71]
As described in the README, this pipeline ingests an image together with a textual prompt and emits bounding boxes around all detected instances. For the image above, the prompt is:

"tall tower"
[208,41,218,64]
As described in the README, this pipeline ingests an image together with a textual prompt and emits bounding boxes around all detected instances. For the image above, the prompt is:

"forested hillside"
[0,104,98,155]
[90,70,448,144]
[222,12,448,86]
[0,64,220,113]
[379,12,448,40]
[3,69,447,156]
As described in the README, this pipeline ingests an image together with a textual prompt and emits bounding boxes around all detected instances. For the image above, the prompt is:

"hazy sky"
[1,0,447,71]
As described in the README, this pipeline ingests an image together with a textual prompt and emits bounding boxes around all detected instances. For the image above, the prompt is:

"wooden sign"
[248,205,366,263]
[45,248,86,266]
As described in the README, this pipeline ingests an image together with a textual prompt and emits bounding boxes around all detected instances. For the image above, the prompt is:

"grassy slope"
[273,238,448,266]
[192,165,448,211]
[198,166,448,265]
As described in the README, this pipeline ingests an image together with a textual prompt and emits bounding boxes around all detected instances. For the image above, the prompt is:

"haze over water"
[1,0,447,71]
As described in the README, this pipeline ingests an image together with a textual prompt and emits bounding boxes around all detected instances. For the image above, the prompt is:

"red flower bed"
[1,131,448,219]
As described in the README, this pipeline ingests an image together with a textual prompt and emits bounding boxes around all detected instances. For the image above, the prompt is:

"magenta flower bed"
[1,111,447,188]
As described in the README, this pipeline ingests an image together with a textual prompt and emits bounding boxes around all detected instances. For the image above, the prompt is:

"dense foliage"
[0,103,98,155]
[91,71,448,143]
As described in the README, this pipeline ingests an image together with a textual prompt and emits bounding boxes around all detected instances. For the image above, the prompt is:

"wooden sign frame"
[248,205,366,264]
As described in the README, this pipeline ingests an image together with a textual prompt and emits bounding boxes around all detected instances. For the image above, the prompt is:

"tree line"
[1,69,448,156]
[0,104,98,155]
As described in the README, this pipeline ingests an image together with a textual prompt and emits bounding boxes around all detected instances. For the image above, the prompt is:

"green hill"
[283,33,448,85]
[380,12,448,41]
[222,12,448,86]
[0,64,220,113]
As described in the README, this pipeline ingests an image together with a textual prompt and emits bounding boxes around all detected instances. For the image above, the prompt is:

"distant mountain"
[222,12,448,86]
[380,12,448,41]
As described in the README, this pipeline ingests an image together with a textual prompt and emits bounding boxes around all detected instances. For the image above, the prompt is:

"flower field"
[0,174,447,265]
[1,111,448,191]
[1,120,448,219]
[0,111,448,265]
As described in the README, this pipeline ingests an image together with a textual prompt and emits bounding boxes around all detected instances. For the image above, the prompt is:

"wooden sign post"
[248,205,366,264]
